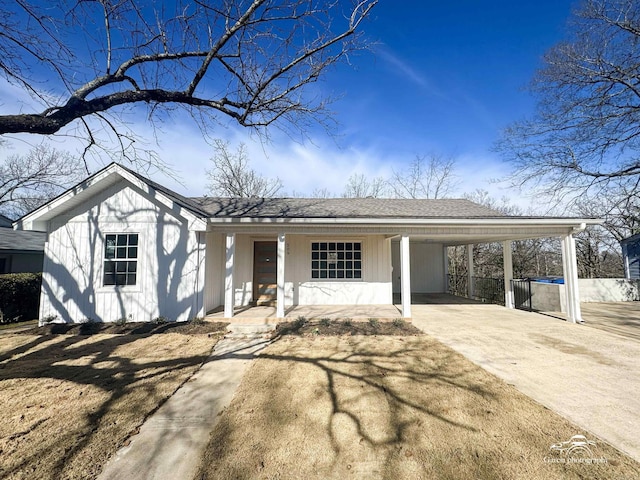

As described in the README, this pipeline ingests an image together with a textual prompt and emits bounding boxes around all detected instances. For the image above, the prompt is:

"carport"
[390,217,601,323]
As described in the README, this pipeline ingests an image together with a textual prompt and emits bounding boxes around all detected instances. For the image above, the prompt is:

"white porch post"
[561,234,583,323]
[400,234,412,318]
[467,244,474,298]
[224,233,235,318]
[503,240,514,309]
[276,233,286,318]
[443,245,449,293]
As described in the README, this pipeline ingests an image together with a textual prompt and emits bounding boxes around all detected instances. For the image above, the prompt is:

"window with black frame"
[103,233,138,286]
[311,241,362,279]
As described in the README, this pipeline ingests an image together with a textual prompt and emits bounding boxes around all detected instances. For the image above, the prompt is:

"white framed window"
[103,233,138,286]
[311,241,362,279]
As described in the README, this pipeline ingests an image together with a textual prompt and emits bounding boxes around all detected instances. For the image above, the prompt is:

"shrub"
[41,314,58,324]
[0,273,42,323]
[153,316,169,325]
[294,316,307,329]
[392,318,405,328]
[368,317,380,329]
[114,314,132,326]
[343,318,353,327]
[189,317,206,326]
[319,317,331,327]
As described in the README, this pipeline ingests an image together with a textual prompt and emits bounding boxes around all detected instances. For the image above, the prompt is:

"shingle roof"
[191,197,505,219]
[117,164,210,218]
[0,229,46,251]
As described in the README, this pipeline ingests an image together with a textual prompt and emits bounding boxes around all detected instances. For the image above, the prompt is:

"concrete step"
[227,323,277,336]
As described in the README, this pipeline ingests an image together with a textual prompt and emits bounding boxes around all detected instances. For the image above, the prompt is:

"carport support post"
[503,240,514,309]
[467,244,474,298]
[277,233,286,318]
[442,245,449,291]
[224,233,235,318]
[561,234,583,323]
[400,234,412,318]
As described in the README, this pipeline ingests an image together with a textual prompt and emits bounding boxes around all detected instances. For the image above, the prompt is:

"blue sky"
[0,0,578,207]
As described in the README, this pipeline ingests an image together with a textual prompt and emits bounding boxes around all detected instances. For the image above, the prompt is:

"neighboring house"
[0,222,46,274]
[621,233,640,280]
[0,214,12,228]
[14,163,598,325]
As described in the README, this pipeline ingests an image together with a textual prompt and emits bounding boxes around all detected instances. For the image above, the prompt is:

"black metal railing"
[448,275,534,311]
[511,278,532,311]
[447,274,505,305]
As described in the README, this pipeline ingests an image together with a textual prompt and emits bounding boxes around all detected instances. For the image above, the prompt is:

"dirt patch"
[274,318,423,337]
[0,331,223,480]
[197,336,640,480]
[18,320,229,336]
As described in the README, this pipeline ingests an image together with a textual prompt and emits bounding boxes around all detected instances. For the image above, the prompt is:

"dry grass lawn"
[0,331,221,480]
[198,335,640,480]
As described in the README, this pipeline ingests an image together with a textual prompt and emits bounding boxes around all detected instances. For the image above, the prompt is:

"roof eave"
[206,216,602,227]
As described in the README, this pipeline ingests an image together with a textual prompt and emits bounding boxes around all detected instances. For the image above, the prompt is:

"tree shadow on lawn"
[199,335,639,480]
[0,332,218,480]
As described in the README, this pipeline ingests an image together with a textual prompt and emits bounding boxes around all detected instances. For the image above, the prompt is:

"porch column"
[224,233,235,318]
[467,244,474,298]
[400,234,412,318]
[276,233,286,318]
[503,240,514,309]
[561,234,583,323]
[443,245,449,292]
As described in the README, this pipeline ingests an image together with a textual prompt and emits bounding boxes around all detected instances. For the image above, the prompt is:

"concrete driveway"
[412,302,640,462]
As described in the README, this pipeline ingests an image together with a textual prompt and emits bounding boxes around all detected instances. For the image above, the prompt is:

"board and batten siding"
[204,232,225,314]
[39,180,205,324]
[391,241,445,294]
[224,233,393,308]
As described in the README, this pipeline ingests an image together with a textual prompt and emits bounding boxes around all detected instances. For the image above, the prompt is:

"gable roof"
[0,229,46,252]
[14,163,600,240]
[16,162,208,230]
[117,164,209,218]
[193,197,506,219]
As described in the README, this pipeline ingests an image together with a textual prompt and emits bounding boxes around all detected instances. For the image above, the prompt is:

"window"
[311,241,362,279]
[103,234,138,286]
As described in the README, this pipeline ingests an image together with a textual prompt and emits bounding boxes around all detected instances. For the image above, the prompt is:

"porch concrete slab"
[98,336,270,480]
[207,304,402,323]
[412,303,640,462]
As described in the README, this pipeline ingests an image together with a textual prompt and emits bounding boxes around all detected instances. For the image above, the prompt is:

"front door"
[253,241,278,306]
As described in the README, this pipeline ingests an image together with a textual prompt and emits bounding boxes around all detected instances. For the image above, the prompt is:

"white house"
[15,163,598,325]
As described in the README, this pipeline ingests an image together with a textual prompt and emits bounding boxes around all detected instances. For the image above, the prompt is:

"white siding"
[225,234,393,306]
[39,180,204,324]
[391,241,445,294]
[204,232,224,313]
[292,235,392,305]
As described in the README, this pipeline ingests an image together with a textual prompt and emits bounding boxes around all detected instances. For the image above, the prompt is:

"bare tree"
[497,0,640,203]
[342,173,387,198]
[390,153,459,199]
[0,144,84,218]
[290,187,335,198]
[206,139,282,197]
[0,0,377,160]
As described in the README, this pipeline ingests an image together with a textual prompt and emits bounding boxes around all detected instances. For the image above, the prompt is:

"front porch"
[206,303,403,324]
[207,293,487,324]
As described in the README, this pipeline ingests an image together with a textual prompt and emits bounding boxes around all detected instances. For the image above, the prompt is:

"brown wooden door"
[253,241,277,306]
